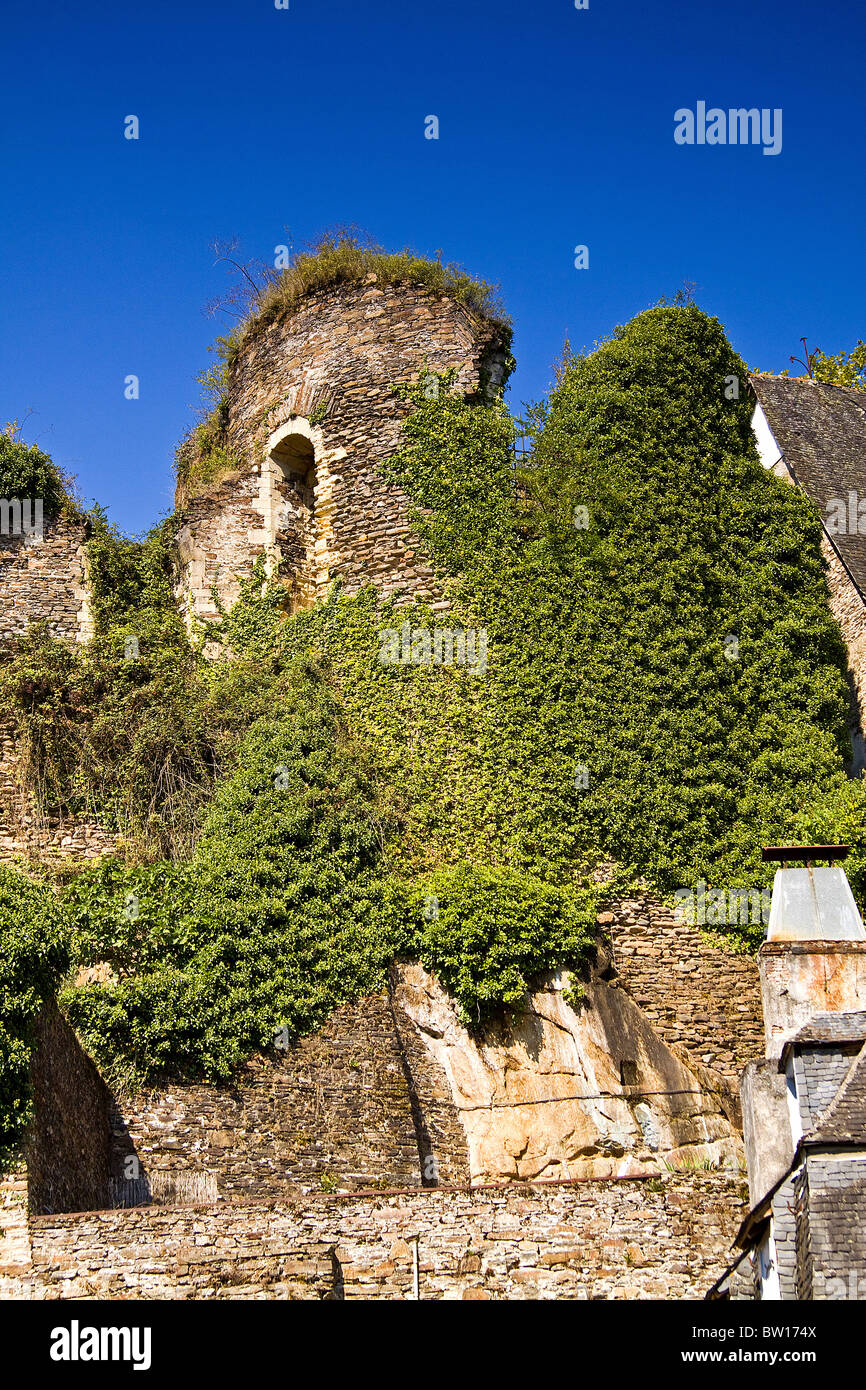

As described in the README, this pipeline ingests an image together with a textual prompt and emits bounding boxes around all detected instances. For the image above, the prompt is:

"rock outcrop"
[393,960,743,1183]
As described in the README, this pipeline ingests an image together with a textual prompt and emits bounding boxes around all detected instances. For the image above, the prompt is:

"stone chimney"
[758,847,866,1058]
[741,846,866,1210]
[735,848,866,1297]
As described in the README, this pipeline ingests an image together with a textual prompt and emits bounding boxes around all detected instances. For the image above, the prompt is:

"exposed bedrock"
[392,959,743,1183]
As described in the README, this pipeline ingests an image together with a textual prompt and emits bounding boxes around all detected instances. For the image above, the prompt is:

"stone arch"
[264,420,318,611]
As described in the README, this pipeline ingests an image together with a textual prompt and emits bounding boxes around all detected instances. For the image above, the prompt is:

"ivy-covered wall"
[3,288,866,1176]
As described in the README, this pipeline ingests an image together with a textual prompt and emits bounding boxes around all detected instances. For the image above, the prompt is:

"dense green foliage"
[60,655,594,1084]
[3,300,865,1123]
[0,867,68,1157]
[525,309,854,890]
[0,428,71,517]
[809,340,866,390]
[363,308,855,900]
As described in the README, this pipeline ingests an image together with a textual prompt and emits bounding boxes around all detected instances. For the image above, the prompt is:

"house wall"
[740,1059,794,1207]
[770,1169,803,1300]
[791,1045,862,1131]
[801,1155,866,1298]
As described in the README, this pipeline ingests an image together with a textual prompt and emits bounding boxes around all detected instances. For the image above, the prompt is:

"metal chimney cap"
[767,865,866,942]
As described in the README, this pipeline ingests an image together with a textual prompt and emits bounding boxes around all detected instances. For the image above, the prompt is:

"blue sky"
[2,0,864,534]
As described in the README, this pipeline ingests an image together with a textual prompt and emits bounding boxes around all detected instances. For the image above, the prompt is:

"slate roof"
[807,1041,866,1145]
[785,1011,866,1050]
[750,375,866,594]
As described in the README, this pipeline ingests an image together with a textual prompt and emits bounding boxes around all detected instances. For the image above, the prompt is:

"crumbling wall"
[0,720,116,866]
[6,1173,747,1300]
[108,991,470,1205]
[0,515,92,645]
[104,962,741,1199]
[0,515,114,865]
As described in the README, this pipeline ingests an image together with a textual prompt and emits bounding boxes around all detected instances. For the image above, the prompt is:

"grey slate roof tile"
[807,1041,866,1144]
[786,1011,866,1047]
[750,375,866,593]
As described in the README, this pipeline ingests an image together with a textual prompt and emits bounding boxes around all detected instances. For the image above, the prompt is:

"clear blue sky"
[2,0,864,534]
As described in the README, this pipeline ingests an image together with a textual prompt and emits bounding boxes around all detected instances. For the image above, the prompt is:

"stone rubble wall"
[603,897,765,1086]
[103,990,470,1210]
[5,1173,747,1300]
[25,998,113,1215]
[0,1178,31,1288]
[0,515,92,645]
[88,961,743,1206]
[0,516,115,865]
[174,281,510,624]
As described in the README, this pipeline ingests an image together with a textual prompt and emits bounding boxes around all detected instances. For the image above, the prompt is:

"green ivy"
[0,866,68,1159]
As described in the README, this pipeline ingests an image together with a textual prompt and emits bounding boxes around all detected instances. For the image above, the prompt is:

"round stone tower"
[174,276,511,624]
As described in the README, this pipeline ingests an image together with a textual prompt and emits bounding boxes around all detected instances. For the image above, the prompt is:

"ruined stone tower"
[174,278,510,624]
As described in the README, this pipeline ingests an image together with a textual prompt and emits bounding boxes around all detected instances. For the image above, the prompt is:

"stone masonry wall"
[0,1177,30,1289]
[7,1173,747,1300]
[0,720,116,866]
[0,515,114,866]
[0,515,91,644]
[108,991,470,1206]
[25,997,113,1215]
[174,281,509,623]
[603,897,765,1087]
